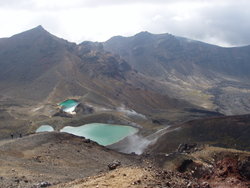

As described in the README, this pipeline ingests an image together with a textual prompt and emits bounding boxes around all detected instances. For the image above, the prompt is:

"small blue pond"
[59,99,79,113]
[36,125,54,133]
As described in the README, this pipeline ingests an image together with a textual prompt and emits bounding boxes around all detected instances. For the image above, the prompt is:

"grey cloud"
[0,0,34,9]
[0,0,213,10]
[79,0,248,7]
[144,1,250,46]
[0,0,249,46]
[200,2,250,46]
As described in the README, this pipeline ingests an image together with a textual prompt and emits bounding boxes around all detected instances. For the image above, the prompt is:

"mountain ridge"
[107,31,250,48]
[104,31,250,115]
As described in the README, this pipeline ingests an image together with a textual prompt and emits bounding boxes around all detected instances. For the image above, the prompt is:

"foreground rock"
[0,132,138,188]
[0,131,249,188]
[52,166,197,188]
[108,160,121,170]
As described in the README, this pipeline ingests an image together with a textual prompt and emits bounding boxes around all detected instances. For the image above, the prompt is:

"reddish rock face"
[202,157,250,188]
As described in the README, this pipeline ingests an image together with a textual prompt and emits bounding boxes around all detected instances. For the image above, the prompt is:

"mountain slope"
[104,32,250,114]
[0,26,75,101]
[149,114,250,154]
[0,26,218,140]
[104,32,250,79]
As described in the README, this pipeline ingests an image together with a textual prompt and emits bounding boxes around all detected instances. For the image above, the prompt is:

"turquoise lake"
[60,123,138,146]
[36,125,54,133]
[59,99,79,113]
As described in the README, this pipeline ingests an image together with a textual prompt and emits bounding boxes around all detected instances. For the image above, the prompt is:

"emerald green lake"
[36,125,54,133]
[60,123,138,146]
[59,99,79,113]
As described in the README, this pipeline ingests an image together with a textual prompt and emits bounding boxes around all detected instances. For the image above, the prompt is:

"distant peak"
[140,31,151,34]
[36,25,45,30]
[32,25,47,32]
[10,25,52,40]
[135,31,152,36]
[133,31,154,41]
[27,25,51,36]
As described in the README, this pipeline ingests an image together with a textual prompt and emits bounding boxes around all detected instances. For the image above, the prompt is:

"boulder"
[108,160,121,170]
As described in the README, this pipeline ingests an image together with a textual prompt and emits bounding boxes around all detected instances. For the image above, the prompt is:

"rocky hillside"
[149,114,250,154]
[1,131,249,188]
[0,26,130,102]
[0,132,138,187]
[0,26,218,140]
[104,32,250,114]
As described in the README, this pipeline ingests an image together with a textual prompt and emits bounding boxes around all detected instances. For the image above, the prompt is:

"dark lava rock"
[108,160,121,170]
[201,182,210,188]
[32,181,51,188]
[238,157,250,180]
[75,103,94,114]
[177,143,197,153]
[40,181,51,187]
[84,139,91,143]
[14,179,20,183]
[177,159,193,173]
[152,118,169,125]
[24,179,29,183]
[53,110,73,118]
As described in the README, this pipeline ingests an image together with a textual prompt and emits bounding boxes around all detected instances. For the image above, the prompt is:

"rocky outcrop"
[238,157,250,180]
[75,103,94,115]
[177,143,199,153]
[108,160,121,170]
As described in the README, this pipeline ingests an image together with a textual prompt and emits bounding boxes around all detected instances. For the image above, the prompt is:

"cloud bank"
[0,0,249,46]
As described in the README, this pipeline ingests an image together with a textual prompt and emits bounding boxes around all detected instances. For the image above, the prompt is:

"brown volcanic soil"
[53,146,250,188]
[0,132,138,188]
[0,131,249,188]
[53,166,196,188]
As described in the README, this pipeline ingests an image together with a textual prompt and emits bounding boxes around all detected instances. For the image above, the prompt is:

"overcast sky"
[0,0,249,47]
